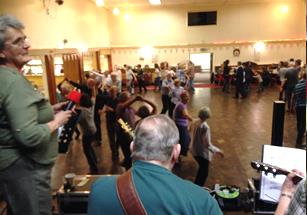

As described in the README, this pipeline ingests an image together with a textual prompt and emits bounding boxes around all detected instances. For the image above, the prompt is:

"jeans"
[0,156,53,215]
[188,78,195,92]
[176,124,191,156]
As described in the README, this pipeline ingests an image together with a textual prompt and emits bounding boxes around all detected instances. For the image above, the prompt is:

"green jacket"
[0,66,57,170]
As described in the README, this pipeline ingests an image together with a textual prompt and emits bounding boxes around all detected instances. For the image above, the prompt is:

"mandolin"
[250,160,304,184]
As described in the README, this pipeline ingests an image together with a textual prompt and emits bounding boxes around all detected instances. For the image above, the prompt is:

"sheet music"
[260,145,306,203]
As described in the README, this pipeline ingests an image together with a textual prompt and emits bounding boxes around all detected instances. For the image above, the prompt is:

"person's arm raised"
[141,98,157,115]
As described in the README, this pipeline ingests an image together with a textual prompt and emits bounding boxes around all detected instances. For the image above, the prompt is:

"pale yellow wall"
[109,0,306,67]
[108,0,305,46]
[111,41,306,68]
[0,0,110,49]
[1,0,305,68]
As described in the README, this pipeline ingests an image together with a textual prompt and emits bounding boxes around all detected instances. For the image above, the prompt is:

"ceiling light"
[280,5,288,13]
[124,13,131,21]
[113,8,120,15]
[96,0,104,7]
[149,0,161,5]
[254,41,265,52]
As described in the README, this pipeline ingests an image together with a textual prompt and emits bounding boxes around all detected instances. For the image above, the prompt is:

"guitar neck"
[250,161,304,184]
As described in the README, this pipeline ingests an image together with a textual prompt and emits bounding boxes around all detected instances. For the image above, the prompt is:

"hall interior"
[0,0,306,214]
[51,82,303,215]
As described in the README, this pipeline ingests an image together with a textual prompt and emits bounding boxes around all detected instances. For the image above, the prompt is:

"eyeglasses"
[5,36,30,47]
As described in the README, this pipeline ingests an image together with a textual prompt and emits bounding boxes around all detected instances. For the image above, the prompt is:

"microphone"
[57,90,81,139]
[65,90,81,110]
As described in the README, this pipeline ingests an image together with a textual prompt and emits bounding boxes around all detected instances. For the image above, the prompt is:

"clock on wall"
[233,48,240,57]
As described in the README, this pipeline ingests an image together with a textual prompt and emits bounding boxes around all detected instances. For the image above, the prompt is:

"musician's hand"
[281,169,304,195]
[54,110,72,128]
[53,102,68,113]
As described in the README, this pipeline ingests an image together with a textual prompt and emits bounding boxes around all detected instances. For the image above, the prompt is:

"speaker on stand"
[271,101,285,147]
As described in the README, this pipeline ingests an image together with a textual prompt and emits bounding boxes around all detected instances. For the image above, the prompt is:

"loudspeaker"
[271,101,285,146]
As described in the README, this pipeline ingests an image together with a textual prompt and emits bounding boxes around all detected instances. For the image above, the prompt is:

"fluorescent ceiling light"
[124,13,131,21]
[280,5,288,13]
[149,0,161,5]
[96,0,104,7]
[113,7,120,15]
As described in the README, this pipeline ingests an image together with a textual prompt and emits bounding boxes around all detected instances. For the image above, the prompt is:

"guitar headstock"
[251,161,288,176]
[117,118,134,138]
[250,161,304,184]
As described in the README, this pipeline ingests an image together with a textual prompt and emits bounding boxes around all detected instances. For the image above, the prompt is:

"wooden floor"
[50,82,304,214]
[1,81,303,215]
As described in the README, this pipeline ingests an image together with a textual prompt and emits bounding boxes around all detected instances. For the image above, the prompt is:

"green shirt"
[0,66,57,170]
[88,160,223,215]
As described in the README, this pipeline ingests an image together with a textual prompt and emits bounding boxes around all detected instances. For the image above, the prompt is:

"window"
[188,11,217,26]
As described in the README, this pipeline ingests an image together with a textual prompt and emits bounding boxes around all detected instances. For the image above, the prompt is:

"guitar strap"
[116,170,147,215]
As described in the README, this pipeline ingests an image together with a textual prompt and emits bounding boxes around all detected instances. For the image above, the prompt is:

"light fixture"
[149,0,161,5]
[113,8,120,15]
[280,4,288,13]
[96,0,104,7]
[124,13,131,21]
[254,41,265,52]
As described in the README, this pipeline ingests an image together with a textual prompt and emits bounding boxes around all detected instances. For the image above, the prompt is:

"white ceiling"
[91,0,276,8]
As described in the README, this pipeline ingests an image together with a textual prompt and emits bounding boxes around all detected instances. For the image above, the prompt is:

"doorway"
[189,52,212,73]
